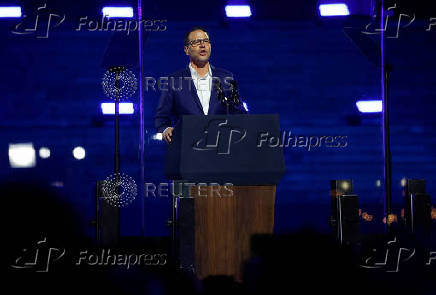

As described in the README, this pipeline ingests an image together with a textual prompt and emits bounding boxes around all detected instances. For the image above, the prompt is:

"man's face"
[184,30,211,64]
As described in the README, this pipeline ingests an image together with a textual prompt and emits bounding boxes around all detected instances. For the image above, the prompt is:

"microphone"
[213,79,229,106]
[228,79,241,106]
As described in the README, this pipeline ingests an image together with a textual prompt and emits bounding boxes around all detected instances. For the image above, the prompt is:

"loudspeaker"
[336,194,360,244]
[95,181,120,246]
[330,180,353,225]
[403,179,431,232]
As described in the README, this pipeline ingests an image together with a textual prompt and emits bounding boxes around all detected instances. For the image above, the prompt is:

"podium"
[165,114,285,281]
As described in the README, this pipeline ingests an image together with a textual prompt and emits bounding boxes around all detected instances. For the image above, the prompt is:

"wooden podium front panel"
[190,185,276,281]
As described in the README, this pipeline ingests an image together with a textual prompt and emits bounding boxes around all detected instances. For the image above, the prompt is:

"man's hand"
[163,127,174,143]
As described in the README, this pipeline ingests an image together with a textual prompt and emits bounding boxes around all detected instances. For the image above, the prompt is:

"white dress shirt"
[162,64,212,136]
[189,63,212,115]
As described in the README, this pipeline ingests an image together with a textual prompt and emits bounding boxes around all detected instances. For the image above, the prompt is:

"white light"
[102,6,134,18]
[319,4,350,16]
[51,181,64,188]
[340,181,350,191]
[39,147,51,159]
[225,5,252,18]
[73,146,86,160]
[242,102,249,112]
[8,143,36,168]
[376,179,381,187]
[0,6,22,18]
[401,178,407,187]
[101,102,134,115]
[153,133,163,141]
[356,100,382,113]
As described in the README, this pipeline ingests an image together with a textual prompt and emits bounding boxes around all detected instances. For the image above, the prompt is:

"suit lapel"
[185,66,205,114]
[208,66,220,115]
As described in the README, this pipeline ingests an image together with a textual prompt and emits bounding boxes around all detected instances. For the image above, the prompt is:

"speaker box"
[336,194,360,244]
[330,180,353,225]
[403,179,431,232]
[95,181,120,246]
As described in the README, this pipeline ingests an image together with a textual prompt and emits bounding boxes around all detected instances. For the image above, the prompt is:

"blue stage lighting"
[225,5,252,18]
[319,3,350,16]
[101,102,134,115]
[9,143,36,168]
[101,6,134,18]
[242,102,249,112]
[0,6,21,18]
[356,100,382,113]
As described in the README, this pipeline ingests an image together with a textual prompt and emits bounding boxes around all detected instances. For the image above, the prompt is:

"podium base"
[176,184,276,281]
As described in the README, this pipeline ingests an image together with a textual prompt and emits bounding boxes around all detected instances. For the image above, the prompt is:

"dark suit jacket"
[154,65,247,133]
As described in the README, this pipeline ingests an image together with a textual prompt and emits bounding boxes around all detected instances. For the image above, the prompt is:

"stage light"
[401,178,407,187]
[101,102,134,115]
[73,146,86,160]
[376,179,381,187]
[101,6,134,18]
[39,147,51,159]
[356,100,382,113]
[8,143,36,168]
[0,6,22,18]
[152,133,163,141]
[242,102,249,112]
[319,3,350,16]
[225,5,252,18]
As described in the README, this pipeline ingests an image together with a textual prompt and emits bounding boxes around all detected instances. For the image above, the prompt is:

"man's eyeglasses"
[187,38,210,47]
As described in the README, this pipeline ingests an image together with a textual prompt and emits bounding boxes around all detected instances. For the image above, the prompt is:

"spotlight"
[8,143,36,168]
[356,100,382,113]
[73,146,86,160]
[101,102,134,115]
[319,3,350,16]
[225,5,252,18]
[39,147,51,159]
[101,6,134,18]
[0,6,21,18]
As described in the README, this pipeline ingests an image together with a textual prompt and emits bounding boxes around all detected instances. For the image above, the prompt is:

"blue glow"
[356,100,382,113]
[101,6,134,18]
[319,3,350,16]
[0,6,22,18]
[225,5,252,18]
[101,102,134,115]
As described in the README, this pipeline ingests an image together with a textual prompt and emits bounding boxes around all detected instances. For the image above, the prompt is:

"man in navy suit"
[155,27,247,143]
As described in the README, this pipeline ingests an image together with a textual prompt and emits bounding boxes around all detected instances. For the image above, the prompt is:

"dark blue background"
[1,0,435,239]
